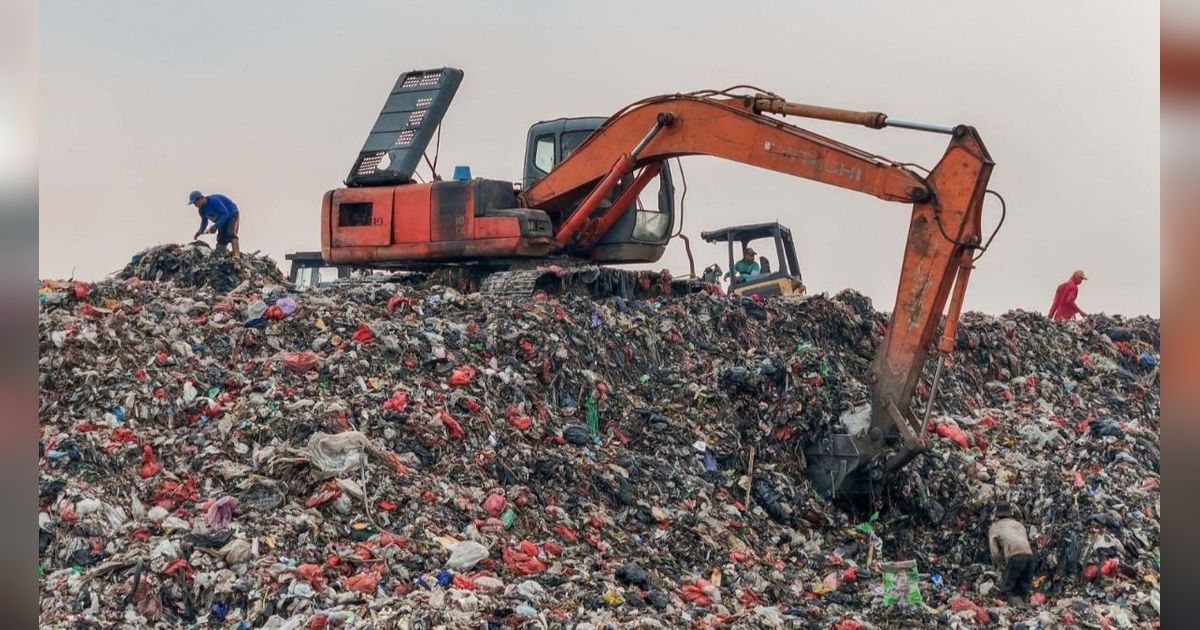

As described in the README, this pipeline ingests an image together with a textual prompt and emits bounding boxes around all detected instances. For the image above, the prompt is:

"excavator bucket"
[345,67,464,187]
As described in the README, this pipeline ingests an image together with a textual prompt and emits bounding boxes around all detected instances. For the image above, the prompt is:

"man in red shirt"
[1048,270,1088,321]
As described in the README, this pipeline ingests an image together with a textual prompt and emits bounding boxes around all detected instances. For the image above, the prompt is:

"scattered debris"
[38,246,1159,627]
[119,242,285,291]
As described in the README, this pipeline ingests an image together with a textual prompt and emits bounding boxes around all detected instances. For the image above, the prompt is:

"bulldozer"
[701,222,806,299]
[306,67,1002,497]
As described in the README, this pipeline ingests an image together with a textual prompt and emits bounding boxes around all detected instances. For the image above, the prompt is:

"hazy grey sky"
[39,1,1159,315]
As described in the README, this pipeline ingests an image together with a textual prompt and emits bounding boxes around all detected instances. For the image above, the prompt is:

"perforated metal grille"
[346,68,462,186]
[356,152,386,175]
[393,129,416,148]
[400,70,443,88]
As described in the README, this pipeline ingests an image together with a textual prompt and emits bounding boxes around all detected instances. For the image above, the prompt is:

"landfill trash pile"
[119,242,287,292]
[38,253,1159,628]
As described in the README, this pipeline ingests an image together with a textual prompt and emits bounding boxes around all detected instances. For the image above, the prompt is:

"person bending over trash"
[188,190,241,257]
[989,502,1036,606]
[1048,269,1087,321]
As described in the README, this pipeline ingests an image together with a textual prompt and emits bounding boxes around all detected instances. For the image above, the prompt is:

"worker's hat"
[1074,269,1088,281]
[187,190,203,205]
[744,247,757,256]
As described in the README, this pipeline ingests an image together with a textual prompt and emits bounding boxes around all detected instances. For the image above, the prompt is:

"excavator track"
[478,265,710,300]
[478,269,548,297]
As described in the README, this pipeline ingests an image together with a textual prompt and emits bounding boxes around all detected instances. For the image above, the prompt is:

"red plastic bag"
[382,451,414,476]
[738,589,761,606]
[552,524,578,542]
[450,575,478,590]
[439,409,465,440]
[933,421,970,449]
[72,282,90,299]
[1100,558,1120,577]
[949,597,989,624]
[344,571,378,594]
[505,406,532,431]
[306,481,341,508]
[448,366,477,387]
[283,352,320,373]
[296,563,327,590]
[163,558,194,579]
[502,544,547,575]
[383,391,408,413]
[680,578,715,607]
[111,427,139,444]
[264,305,285,321]
[1030,592,1047,605]
[351,324,374,344]
[483,493,507,517]
[139,444,162,478]
[833,620,863,630]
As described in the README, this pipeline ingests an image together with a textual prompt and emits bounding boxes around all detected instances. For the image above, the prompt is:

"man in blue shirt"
[188,190,241,257]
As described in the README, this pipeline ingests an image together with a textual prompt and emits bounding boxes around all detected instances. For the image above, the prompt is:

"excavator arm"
[522,91,995,496]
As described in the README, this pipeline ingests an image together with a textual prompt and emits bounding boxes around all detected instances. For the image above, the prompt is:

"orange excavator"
[317,67,1001,496]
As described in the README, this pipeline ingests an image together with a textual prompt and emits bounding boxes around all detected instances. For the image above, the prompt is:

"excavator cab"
[701,222,806,298]
[523,117,676,264]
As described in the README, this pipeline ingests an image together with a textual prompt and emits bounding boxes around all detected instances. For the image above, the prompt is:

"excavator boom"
[520,91,996,496]
[522,95,930,213]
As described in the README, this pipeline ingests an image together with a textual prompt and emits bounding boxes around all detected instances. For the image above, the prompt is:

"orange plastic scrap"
[138,444,162,478]
[501,542,547,575]
[306,480,341,508]
[482,493,507,517]
[383,391,408,412]
[282,351,321,373]
[680,578,718,607]
[351,323,374,344]
[381,451,414,476]
[448,365,477,387]
[949,597,989,624]
[930,420,971,449]
[439,409,465,440]
[344,570,379,594]
[295,563,327,590]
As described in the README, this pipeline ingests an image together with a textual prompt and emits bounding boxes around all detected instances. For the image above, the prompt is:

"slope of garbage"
[119,242,286,292]
[38,249,1159,628]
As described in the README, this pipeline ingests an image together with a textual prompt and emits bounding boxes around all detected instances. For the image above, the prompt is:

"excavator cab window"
[560,130,592,161]
[632,208,671,242]
[533,135,556,174]
[524,116,676,256]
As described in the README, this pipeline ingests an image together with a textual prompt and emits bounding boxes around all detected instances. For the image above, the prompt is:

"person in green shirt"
[733,247,761,282]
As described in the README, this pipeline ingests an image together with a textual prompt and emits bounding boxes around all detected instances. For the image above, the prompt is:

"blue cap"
[188,190,203,205]
[452,165,472,181]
